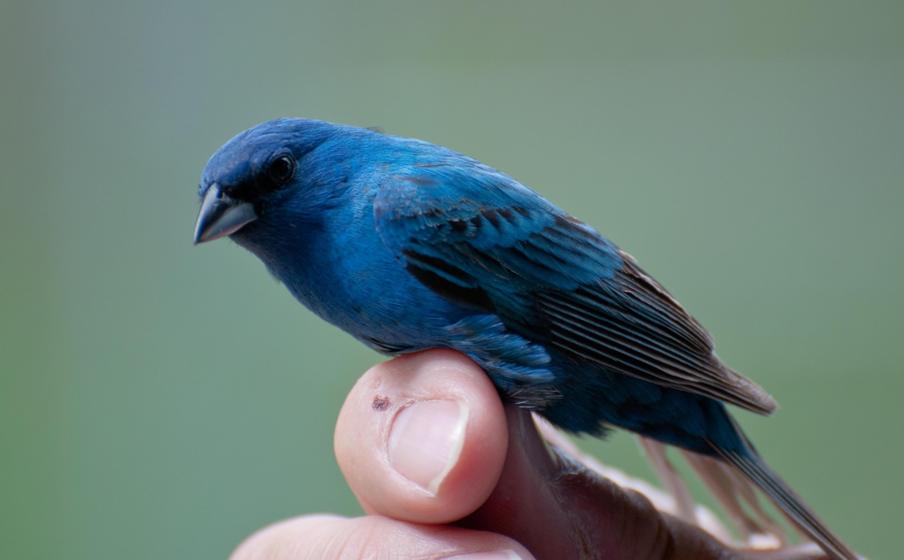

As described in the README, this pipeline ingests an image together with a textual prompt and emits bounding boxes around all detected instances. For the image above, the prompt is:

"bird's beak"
[193,184,258,244]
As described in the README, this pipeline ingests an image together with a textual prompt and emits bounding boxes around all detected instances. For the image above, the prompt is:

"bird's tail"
[710,440,857,560]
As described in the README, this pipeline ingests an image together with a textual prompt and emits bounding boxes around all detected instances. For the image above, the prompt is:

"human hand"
[232,350,829,560]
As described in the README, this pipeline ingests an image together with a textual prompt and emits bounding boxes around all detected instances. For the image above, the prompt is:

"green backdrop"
[2,1,901,558]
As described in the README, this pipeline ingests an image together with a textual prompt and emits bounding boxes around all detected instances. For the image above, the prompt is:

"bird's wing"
[374,163,776,415]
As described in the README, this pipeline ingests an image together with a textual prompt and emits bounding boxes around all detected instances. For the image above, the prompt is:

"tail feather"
[711,443,857,560]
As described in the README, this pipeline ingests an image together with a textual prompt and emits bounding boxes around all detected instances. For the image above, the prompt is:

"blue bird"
[193,118,854,559]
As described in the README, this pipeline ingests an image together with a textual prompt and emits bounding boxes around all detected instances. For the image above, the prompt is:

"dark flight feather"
[375,166,777,415]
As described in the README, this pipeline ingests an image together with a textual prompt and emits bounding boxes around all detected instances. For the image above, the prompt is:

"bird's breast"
[253,214,469,351]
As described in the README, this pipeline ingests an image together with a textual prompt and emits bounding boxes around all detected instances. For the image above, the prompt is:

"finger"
[468,408,690,558]
[463,407,735,559]
[535,420,836,559]
[230,514,536,560]
[334,349,509,524]
[466,409,827,560]
[535,419,734,541]
[459,407,664,558]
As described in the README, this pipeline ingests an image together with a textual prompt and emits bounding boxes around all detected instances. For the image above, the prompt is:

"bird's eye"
[266,155,296,186]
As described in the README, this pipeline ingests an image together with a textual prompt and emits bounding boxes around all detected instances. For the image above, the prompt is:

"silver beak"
[193,184,258,244]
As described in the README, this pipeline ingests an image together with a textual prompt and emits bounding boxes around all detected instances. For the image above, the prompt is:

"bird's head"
[193,118,342,245]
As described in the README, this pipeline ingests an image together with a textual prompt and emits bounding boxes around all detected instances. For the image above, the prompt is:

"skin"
[230,350,830,560]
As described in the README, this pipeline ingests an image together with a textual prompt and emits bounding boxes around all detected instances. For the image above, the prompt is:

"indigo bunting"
[194,118,854,559]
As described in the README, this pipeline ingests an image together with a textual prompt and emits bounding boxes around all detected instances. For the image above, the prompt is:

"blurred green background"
[2,1,901,558]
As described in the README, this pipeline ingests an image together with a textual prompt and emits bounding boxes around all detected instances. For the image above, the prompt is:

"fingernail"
[388,399,468,495]
[443,551,525,560]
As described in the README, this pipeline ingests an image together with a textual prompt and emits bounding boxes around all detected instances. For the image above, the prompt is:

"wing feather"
[375,164,777,415]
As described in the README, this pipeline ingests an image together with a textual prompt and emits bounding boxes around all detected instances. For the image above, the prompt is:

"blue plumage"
[193,118,854,559]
